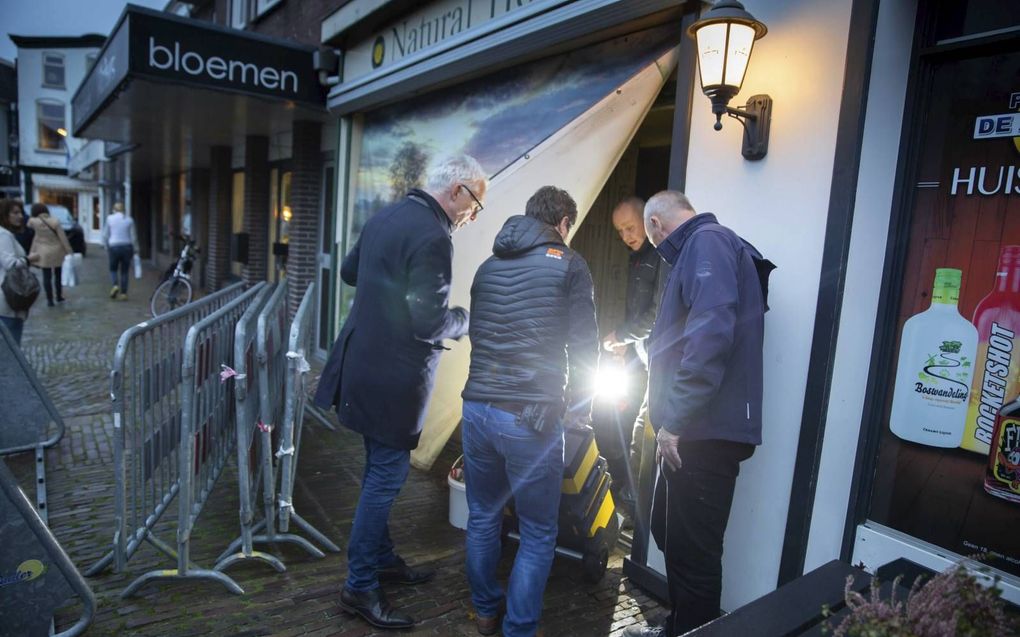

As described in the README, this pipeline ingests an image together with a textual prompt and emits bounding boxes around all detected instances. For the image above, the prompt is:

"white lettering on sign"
[147,37,298,93]
[950,166,1020,196]
[974,112,1020,140]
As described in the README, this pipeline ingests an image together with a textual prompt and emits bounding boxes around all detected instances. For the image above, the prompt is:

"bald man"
[623,191,766,637]
[599,197,666,511]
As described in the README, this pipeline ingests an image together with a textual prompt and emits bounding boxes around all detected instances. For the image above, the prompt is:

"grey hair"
[425,154,488,192]
[644,190,696,223]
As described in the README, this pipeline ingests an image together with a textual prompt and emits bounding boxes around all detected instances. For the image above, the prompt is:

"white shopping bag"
[132,254,142,279]
[61,253,77,287]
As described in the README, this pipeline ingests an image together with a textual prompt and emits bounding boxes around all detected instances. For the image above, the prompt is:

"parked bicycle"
[150,235,199,317]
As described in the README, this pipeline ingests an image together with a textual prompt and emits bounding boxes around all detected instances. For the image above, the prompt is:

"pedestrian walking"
[624,191,767,637]
[102,202,138,300]
[460,186,599,637]
[313,155,487,630]
[28,203,72,307]
[0,199,40,344]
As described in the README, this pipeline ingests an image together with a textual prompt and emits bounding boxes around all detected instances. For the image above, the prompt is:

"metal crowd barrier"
[0,322,66,525]
[1,458,96,637]
[121,282,266,597]
[85,282,246,577]
[278,283,339,552]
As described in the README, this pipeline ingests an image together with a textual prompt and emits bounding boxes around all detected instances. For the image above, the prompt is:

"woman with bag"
[102,202,138,301]
[28,203,72,307]
[1,200,41,344]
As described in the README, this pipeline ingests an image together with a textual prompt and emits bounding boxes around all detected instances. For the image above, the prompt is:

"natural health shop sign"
[342,0,542,82]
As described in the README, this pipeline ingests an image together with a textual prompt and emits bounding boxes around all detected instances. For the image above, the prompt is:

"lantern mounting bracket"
[715,94,772,161]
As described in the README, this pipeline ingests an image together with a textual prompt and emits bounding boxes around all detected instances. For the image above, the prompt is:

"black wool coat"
[312,189,469,450]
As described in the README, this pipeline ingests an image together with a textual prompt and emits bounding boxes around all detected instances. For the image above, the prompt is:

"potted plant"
[825,563,1018,636]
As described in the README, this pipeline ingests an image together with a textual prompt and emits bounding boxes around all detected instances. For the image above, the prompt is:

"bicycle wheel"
[150,278,193,317]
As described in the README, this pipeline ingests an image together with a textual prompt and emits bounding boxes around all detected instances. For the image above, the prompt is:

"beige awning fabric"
[411,46,680,470]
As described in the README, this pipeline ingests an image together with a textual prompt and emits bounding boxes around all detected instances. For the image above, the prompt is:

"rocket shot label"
[973,323,1015,447]
[986,418,1020,503]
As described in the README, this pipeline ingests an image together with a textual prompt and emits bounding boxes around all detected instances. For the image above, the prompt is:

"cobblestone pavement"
[6,246,664,636]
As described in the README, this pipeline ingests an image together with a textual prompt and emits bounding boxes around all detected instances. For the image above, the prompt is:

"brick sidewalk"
[6,246,664,636]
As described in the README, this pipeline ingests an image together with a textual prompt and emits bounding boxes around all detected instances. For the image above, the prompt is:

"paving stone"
[6,249,664,636]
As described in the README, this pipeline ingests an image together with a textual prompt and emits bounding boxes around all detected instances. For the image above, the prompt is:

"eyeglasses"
[459,183,484,214]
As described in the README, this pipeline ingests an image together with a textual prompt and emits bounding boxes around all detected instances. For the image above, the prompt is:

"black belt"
[490,401,528,416]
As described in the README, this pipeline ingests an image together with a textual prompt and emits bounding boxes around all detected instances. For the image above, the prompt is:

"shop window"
[36,100,65,151]
[865,48,1020,580]
[933,0,1020,44]
[256,0,282,17]
[231,171,245,277]
[42,52,64,88]
[230,0,279,28]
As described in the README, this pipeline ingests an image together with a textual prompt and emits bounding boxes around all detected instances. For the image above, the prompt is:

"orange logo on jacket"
[546,248,564,260]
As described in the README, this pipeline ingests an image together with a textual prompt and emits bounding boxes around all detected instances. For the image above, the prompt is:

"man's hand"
[602,331,627,355]
[656,428,682,472]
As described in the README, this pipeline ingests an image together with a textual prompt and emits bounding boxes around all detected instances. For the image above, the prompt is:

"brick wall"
[242,136,269,286]
[249,0,347,47]
[287,120,323,318]
[206,146,232,291]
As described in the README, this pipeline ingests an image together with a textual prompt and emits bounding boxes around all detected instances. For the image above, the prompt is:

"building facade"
[75,0,1020,616]
[10,34,104,238]
[0,58,17,199]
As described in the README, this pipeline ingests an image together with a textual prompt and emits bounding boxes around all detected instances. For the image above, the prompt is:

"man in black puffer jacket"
[461,186,599,637]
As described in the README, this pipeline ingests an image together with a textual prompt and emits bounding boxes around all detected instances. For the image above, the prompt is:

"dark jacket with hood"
[648,213,765,445]
[312,189,469,450]
[462,214,599,419]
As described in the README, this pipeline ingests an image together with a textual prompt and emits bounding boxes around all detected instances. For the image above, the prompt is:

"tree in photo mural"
[389,142,429,202]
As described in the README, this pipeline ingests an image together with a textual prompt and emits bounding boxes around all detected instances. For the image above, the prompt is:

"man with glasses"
[460,186,599,637]
[314,155,488,630]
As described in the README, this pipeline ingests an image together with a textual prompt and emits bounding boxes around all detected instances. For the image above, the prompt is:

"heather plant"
[824,564,1017,637]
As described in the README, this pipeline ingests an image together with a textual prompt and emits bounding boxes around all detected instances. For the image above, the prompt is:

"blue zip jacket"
[648,213,765,445]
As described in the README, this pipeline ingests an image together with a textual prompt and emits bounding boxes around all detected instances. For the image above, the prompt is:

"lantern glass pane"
[695,22,728,87]
[724,23,756,89]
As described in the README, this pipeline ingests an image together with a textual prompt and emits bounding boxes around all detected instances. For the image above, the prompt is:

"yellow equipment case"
[505,426,620,582]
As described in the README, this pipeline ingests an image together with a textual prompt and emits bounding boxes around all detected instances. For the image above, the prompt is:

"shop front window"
[866,45,1020,580]
[36,100,65,151]
[268,167,291,280]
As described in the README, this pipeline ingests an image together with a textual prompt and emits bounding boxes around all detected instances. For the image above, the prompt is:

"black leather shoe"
[377,558,436,585]
[339,587,415,629]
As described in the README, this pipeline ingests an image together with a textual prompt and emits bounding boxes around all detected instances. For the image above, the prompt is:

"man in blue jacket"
[313,155,487,630]
[624,191,765,637]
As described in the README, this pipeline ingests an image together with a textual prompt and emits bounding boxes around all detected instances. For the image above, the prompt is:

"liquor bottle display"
[985,397,1020,504]
[963,245,1020,455]
[890,268,978,447]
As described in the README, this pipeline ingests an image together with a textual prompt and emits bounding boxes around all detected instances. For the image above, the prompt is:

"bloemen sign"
[147,37,300,93]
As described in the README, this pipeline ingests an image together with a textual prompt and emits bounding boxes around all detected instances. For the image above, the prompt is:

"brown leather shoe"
[476,614,499,636]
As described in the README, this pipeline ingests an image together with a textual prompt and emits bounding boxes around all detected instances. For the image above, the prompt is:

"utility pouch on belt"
[517,402,562,433]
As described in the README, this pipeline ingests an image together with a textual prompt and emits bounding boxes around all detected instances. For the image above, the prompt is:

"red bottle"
[985,397,1020,504]
[964,245,1020,454]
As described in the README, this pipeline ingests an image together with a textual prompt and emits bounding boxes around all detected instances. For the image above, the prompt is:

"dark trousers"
[345,435,410,592]
[108,244,133,293]
[651,439,754,636]
[41,267,62,303]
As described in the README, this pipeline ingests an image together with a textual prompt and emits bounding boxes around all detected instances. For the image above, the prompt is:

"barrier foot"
[291,511,341,553]
[145,532,201,570]
[84,550,115,577]
[214,550,286,574]
[304,403,337,432]
[254,532,326,559]
[120,568,244,598]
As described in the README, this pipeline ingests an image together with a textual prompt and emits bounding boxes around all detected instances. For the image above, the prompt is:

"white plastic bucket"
[448,456,468,530]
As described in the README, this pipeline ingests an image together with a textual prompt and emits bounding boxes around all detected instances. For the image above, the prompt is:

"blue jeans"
[462,400,564,637]
[345,435,411,592]
[0,316,24,345]
[108,244,133,293]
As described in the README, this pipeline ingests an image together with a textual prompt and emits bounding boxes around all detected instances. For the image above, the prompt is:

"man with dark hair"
[314,154,488,630]
[624,190,765,637]
[599,196,666,510]
[461,185,599,637]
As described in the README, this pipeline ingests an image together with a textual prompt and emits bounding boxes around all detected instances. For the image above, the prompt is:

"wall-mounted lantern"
[688,0,772,160]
